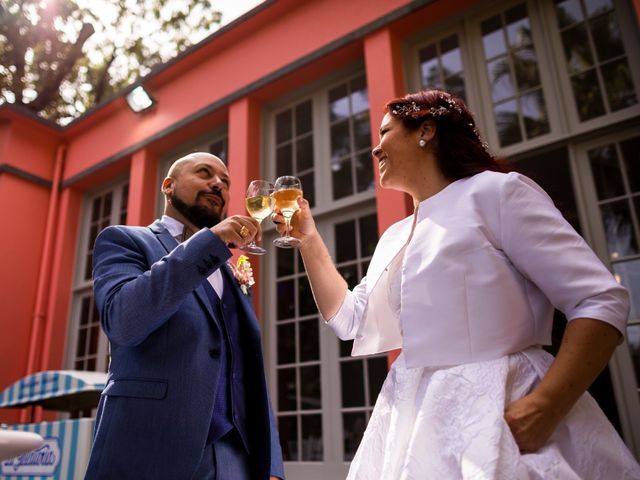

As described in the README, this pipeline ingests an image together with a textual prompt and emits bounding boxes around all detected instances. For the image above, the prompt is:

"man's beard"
[169,190,224,228]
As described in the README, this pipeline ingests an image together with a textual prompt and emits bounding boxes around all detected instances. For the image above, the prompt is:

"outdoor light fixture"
[125,85,156,113]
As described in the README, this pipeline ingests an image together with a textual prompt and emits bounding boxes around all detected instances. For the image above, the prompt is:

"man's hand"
[504,391,563,453]
[210,215,260,248]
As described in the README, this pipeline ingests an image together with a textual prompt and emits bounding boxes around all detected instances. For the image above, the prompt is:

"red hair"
[385,90,510,180]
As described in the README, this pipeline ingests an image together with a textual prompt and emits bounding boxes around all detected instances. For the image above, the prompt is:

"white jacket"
[327,171,629,368]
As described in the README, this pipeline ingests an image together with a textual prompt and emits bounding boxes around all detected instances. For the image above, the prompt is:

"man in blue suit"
[85,152,284,479]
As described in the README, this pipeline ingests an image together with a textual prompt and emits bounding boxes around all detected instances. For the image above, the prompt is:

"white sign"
[1,437,60,477]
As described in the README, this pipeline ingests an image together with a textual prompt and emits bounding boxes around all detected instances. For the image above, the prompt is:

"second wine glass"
[272,176,302,248]
[241,180,275,255]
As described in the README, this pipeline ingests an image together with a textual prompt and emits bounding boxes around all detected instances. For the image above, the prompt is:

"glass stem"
[284,214,292,238]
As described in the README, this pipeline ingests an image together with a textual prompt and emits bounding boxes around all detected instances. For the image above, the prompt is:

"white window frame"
[536,0,640,133]
[405,0,640,158]
[263,65,380,478]
[572,125,640,456]
[65,177,129,373]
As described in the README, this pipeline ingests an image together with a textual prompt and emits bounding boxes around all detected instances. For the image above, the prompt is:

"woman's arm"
[505,318,621,452]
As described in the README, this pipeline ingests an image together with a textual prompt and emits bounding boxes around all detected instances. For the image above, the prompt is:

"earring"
[419,139,426,148]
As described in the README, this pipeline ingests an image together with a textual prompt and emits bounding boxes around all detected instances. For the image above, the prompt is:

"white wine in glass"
[241,180,275,255]
[272,176,302,248]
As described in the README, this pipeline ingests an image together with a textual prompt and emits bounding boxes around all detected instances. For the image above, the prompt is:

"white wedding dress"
[345,250,640,480]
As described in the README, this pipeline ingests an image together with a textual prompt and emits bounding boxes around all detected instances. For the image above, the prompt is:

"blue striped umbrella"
[0,371,107,412]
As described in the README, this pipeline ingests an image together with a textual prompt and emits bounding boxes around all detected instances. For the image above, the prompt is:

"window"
[328,75,374,200]
[553,0,637,121]
[333,214,386,461]
[419,33,467,101]
[480,3,550,146]
[69,181,129,375]
[274,100,315,206]
[588,136,640,386]
[209,136,228,163]
[275,248,323,461]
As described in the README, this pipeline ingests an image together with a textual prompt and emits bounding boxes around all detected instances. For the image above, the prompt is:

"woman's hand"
[272,197,318,246]
[504,391,564,454]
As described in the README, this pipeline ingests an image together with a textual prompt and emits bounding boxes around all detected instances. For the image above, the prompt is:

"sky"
[217,0,265,26]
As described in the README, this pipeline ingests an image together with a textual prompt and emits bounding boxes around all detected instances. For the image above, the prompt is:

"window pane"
[555,0,585,28]
[299,319,320,362]
[590,12,624,62]
[359,214,378,257]
[521,89,550,139]
[341,360,364,407]
[277,247,294,277]
[102,193,112,217]
[495,99,522,146]
[561,25,594,74]
[276,144,293,178]
[301,415,323,461]
[278,416,299,461]
[441,35,462,73]
[589,145,624,199]
[332,158,354,200]
[91,197,101,222]
[614,260,640,320]
[488,57,514,102]
[296,135,313,172]
[329,84,349,122]
[277,279,295,320]
[621,137,640,192]
[276,110,293,144]
[513,48,541,90]
[343,412,367,461]
[295,100,312,135]
[505,4,531,48]
[444,73,466,101]
[481,15,506,59]
[330,121,351,160]
[601,59,637,112]
[367,356,388,404]
[350,82,369,116]
[300,365,321,410]
[356,151,375,194]
[353,113,371,151]
[340,339,353,358]
[298,172,315,208]
[278,368,297,411]
[626,324,640,384]
[335,220,357,262]
[76,327,87,357]
[278,323,296,365]
[298,276,317,317]
[420,45,443,89]
[600,200,638,259]
[572,70,605,121]
[586,0,614,17]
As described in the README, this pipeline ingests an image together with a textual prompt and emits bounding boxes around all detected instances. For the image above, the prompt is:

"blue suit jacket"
[84,220,284,479]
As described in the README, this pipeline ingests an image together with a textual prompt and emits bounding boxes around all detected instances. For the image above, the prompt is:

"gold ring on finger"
[239,225,249,238]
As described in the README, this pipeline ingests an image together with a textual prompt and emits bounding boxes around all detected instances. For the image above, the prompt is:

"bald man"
[85,153,285,480]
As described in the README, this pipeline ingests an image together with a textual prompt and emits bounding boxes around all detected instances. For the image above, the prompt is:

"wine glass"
[241,180,275,255]
[272,176,302,248]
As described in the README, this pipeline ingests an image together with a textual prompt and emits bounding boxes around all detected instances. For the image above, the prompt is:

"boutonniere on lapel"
[228,255,255,295]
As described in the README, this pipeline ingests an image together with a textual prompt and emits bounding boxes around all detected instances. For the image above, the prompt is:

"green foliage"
[0,0,221,124]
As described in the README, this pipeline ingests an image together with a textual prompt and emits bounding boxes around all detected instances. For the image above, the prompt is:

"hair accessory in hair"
[391,97,463,119]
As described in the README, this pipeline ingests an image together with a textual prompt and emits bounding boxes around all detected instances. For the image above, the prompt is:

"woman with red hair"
[277,90,640,478]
